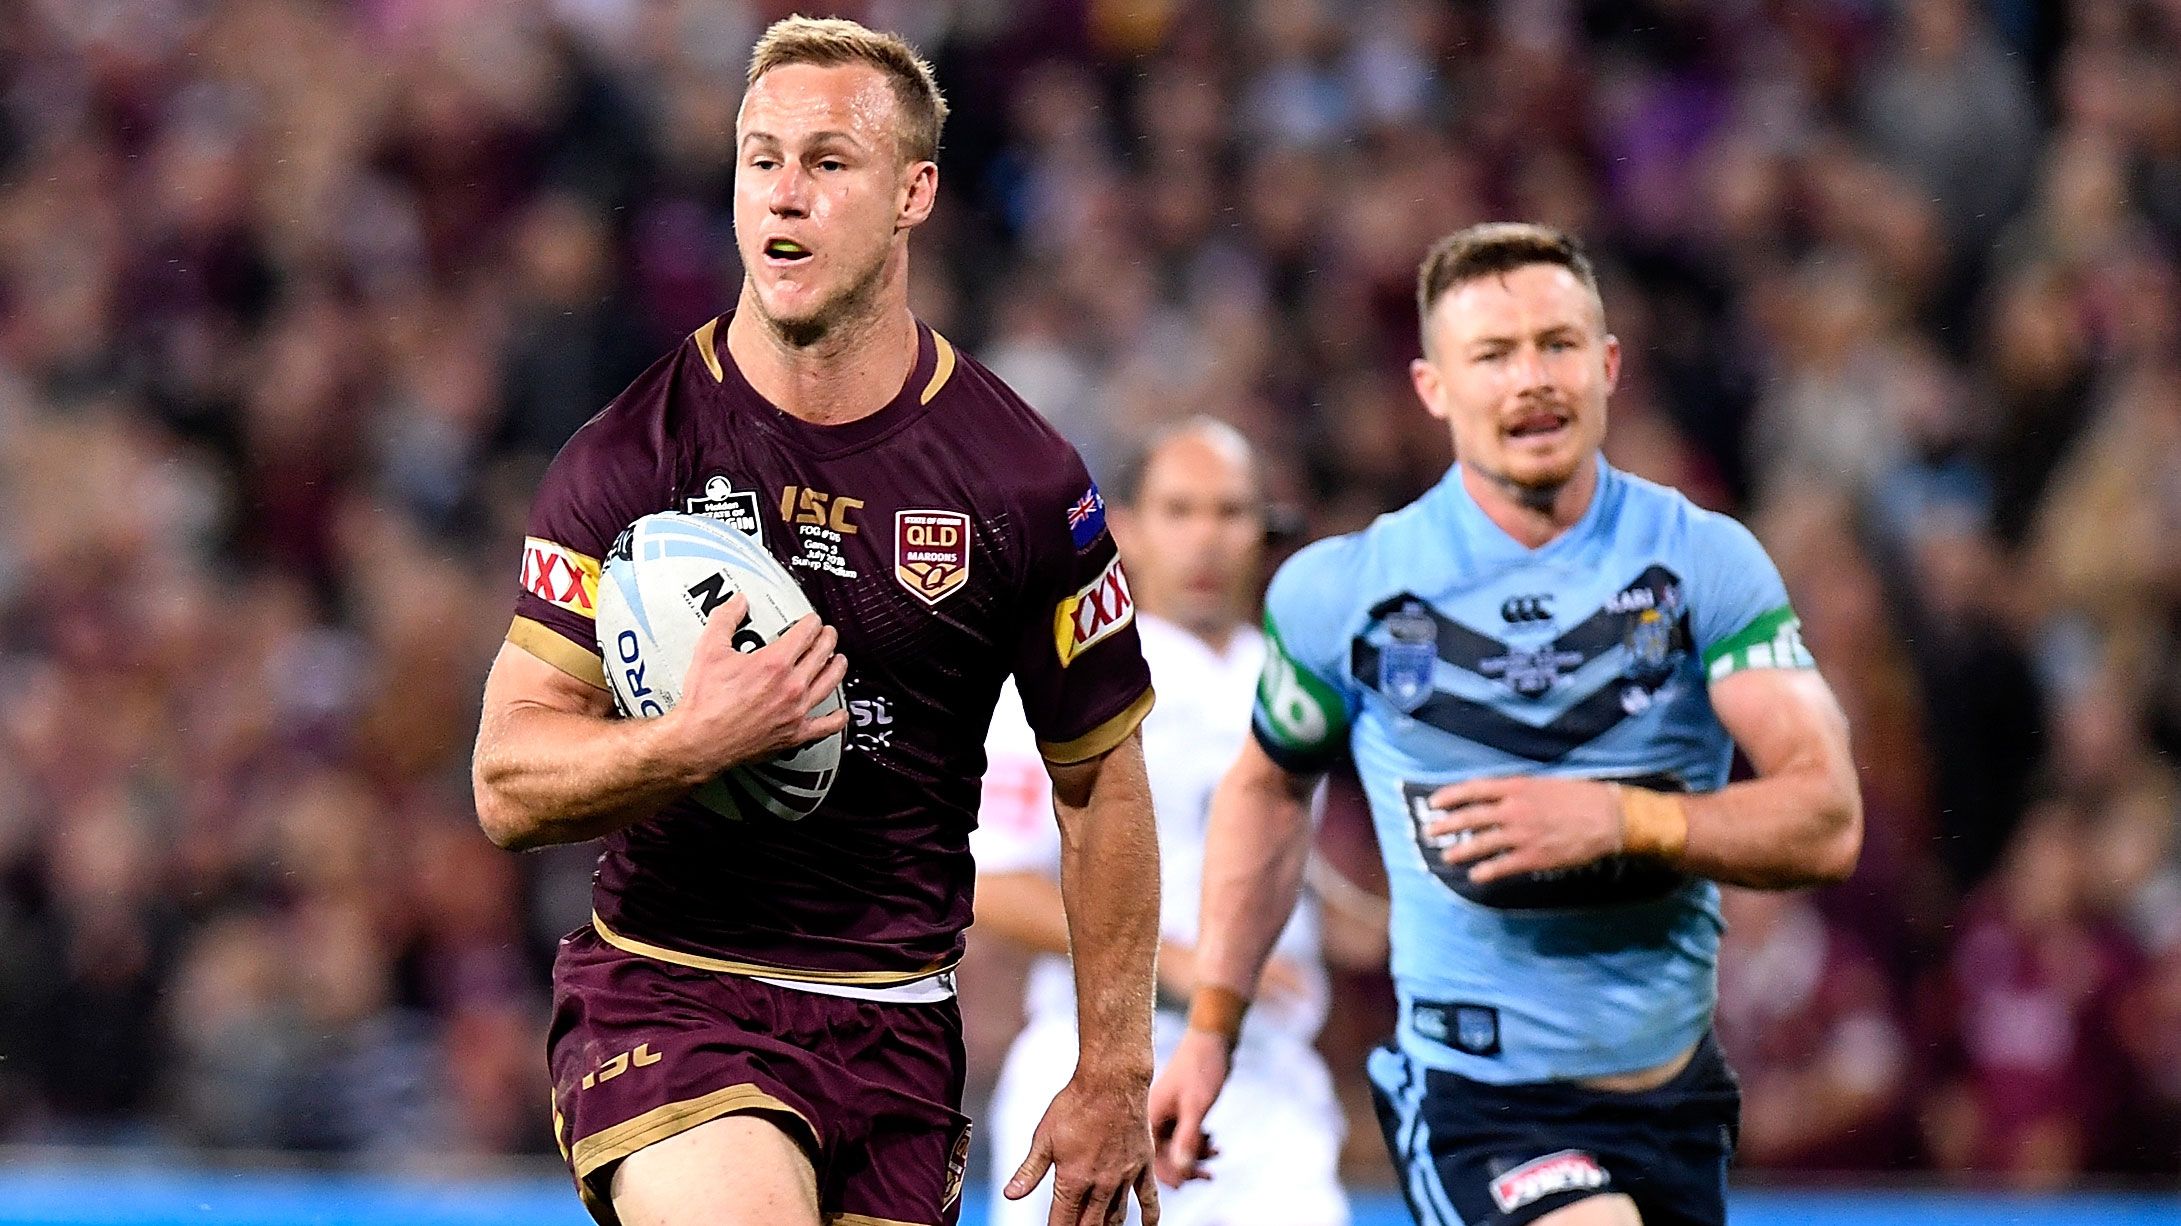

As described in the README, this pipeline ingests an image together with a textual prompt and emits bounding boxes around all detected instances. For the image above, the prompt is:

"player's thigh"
[611,1112,819,1226]
[1366,1044,1627,1226]
[1532,1195,1644,1226]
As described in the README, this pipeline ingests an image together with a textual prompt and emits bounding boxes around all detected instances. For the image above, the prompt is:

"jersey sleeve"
[1008,455,1155,764]
[971,680,1062,875]
[1251,537,1361,773]
[1685,510,1817,681]
[507,356,678,688]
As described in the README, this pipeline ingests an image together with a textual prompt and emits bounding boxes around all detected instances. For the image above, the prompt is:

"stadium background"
[5,0,2181,1219]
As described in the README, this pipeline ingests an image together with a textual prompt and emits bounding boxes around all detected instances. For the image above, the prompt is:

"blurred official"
[977,420,1350,1226]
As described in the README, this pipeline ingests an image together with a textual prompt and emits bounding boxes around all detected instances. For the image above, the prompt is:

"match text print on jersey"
[582,1042,662,1089]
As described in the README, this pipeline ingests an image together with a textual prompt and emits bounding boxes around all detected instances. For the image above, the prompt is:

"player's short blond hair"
[746,16,949,163]
[1416,222,1602,345]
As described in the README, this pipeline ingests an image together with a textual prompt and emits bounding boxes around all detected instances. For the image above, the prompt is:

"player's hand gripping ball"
[595,512,844,820]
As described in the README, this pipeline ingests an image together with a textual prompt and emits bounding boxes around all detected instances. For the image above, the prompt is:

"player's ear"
[899,159,938,230]
[1411,356,1449,422]
[1601,332,1622,395]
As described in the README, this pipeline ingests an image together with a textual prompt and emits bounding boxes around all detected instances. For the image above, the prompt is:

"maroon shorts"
[547,925,971,1226]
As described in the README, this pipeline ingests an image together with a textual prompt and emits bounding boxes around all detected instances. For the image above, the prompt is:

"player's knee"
[1532,1191,1644,1226]
[610,1112,819,1226]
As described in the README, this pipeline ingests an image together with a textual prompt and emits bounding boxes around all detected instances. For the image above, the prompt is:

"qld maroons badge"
[895,510,971,605]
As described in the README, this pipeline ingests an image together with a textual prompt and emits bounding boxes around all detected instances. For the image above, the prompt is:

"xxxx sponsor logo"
[522,538,600,617]
[1053,555,1134,667]
[895,510,970,605]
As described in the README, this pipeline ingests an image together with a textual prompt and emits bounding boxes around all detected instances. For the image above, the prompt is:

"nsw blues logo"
[1378,603,1439,713]
[1454,1005,1501,1055]
[1622,583,1686,689]
[1066,483,1107,551]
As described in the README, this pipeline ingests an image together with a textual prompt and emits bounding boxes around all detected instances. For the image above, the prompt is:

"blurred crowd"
[3,0,2181,1190]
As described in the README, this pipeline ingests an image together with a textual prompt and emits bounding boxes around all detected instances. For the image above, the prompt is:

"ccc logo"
[1500,594,1554,623]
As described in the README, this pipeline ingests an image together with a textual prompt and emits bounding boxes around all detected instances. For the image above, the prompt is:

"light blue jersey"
[1254,458,1813,1085]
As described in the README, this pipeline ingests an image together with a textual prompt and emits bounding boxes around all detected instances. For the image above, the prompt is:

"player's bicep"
[484,637,616,724]
[1709,666,1852,786]
[1043,724,1145,813]
[1229,734,1325,805]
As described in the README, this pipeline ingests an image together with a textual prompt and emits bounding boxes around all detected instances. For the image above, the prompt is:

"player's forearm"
[1193,746,1316,1000]
[1050,734,1160,1082]
[473,701,709,851]
[1677,762,1861,889]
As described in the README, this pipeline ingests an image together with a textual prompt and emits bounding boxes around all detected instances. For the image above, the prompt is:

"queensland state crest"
[895,510,971,605]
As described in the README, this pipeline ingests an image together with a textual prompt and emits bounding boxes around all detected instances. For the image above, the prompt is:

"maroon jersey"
[510,315,1152,984]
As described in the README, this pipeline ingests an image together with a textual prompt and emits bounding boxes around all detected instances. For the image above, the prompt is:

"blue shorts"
[1366,1032,1739,1226]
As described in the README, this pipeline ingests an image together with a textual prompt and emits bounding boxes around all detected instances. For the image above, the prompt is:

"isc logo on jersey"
[1053,556,1134,667]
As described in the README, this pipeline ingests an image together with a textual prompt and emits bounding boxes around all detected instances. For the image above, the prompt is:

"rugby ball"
[594,512,842,821]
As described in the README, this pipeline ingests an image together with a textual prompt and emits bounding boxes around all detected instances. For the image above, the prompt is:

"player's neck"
[725,288,919,427]
[1460,457,1598,550]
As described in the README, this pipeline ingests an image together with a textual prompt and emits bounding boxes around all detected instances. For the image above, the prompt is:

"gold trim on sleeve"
[571,1082,811,1180]
[918,332,956,404]
[590,912,957,985]
[509,616,608,690]
[1037,685,1155,765]
[831,1214,934,1226]
[694,317,725,383]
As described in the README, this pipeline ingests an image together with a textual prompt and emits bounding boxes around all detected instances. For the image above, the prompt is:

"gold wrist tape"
[1616,784,1689,861]
[1186,985,1249,1047]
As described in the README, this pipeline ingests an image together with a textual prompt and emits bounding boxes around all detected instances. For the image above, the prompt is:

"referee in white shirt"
[975,419,1352,1226]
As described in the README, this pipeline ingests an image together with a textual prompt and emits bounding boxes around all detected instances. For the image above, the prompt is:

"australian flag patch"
[1066,483,1107,550]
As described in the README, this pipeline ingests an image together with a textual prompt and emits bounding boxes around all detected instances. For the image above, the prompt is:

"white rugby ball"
[594,512,842,821]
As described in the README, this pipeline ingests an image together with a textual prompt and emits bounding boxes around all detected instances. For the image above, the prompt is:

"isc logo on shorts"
[1490,1150,1609,1213]
[1053,555,1134,667]
[523,538,600,617]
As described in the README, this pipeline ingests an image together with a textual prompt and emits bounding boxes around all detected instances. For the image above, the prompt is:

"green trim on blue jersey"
[1701,604,1814,679]
[1256,610,1349,758]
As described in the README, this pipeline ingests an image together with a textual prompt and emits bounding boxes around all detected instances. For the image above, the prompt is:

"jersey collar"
[1435,453,1615,564]
[705,309,949,458]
